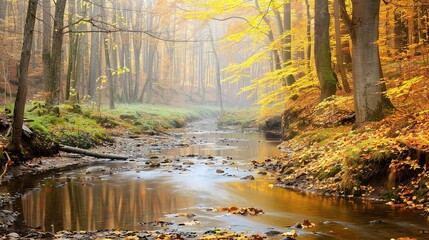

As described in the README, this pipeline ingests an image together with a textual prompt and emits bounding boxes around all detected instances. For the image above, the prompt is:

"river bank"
[247,94,429,217]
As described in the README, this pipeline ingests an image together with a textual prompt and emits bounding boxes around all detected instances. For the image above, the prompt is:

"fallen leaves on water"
[209,206,264,215]
[282,229,297,237]
[302,219,316,228]
[294,219,315,229]
[178,219,202,226]
[174,213,196,218]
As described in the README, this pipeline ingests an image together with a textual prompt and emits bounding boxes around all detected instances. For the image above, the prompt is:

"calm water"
[1,120,428,239]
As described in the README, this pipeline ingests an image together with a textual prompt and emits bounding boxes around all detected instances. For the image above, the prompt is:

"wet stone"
[241,175,255,180]
[265,230,282,236]
[369,220,384,224]
[182,161,195,165]
[294,223,302,228]
[7,233,20,238]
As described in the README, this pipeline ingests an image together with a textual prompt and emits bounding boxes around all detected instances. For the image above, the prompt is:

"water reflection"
[21,175,190,231]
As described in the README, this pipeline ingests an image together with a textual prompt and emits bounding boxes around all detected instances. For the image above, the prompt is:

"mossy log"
[58,145,128,160]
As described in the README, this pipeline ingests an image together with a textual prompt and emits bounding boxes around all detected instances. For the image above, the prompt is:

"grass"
[25,103,220,149]
[218,108,259,128]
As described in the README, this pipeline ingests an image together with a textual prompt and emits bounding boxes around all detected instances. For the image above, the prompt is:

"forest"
[0,0,429,239]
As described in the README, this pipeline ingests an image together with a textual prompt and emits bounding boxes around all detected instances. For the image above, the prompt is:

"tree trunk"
[283,2,295,85]
[100,0,114,109]
[334,0,351,93]
[103,36,114,109]
[139,39,159,103]
[254,0,282,82]
[342,0,384,126]
[314,0,337,101]
[133,38,142,101]
[46,0,66,105]
[305,0,312,73]
[42,0,51,90]
[208,26,224,114]
[10,0,38,152]
[65,0,76,101]
[88,2,100,100]
[0,0,7,21]
[59,145,127,159]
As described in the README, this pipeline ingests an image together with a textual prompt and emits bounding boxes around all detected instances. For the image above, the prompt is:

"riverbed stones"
[0,210,19,228]
[182,161,195,165]
[6,232,20,239]
[241,175,255,180]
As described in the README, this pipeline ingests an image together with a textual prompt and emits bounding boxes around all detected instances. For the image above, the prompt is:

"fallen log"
[59,145,129,160]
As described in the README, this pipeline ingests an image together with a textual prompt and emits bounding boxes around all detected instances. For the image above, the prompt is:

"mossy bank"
[0,104,219,160]
[231,93,429,214]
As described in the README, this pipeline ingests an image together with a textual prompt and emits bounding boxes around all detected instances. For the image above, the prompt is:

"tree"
[88,1,101,100]
[254,0,282,80]
[65,0,77,101]
[340,0,385,126]
[333,0,351,93]
[42,0,51,90]
[46,0,67,105]
[272,1,295,86]
[9,0,38,152]
[208,25,224,114]
[314,0,337,101]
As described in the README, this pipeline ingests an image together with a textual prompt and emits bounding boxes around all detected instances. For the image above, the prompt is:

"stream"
[1,120,428,239]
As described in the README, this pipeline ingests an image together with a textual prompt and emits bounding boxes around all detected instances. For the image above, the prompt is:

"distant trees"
[5,0,429,136]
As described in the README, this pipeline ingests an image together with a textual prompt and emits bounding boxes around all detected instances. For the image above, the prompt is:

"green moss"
[381,190,400,201]
[24,104,219,149]
[218,108,259,129]
[316,165,342,181]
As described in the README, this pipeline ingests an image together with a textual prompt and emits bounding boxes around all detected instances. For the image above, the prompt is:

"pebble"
[241,175,255,180]
[7,233,20,238]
